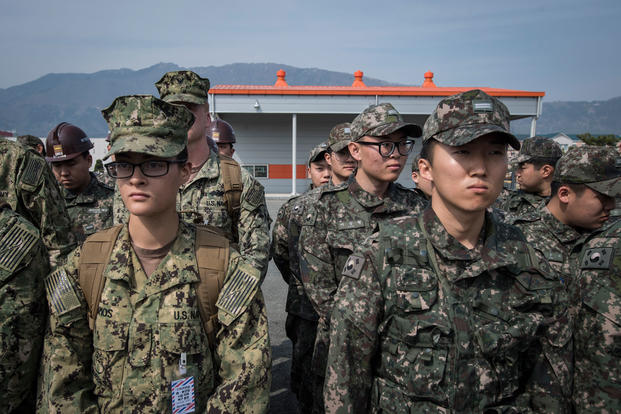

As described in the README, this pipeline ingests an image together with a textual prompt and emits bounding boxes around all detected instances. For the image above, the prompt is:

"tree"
[577,133,620,146]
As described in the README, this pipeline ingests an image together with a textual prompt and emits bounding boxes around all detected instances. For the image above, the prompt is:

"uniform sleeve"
[324,236,383,414]
[298,202,336,320]
[17,151,76,267]
[39,246,98,414]
[0,226,48,412]
[271,200,292,284]
[208,253,271,414]
[237,170,271,280]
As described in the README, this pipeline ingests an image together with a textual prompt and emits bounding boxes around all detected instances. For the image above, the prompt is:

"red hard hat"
[45,122,93,162]
[208,119,236,144]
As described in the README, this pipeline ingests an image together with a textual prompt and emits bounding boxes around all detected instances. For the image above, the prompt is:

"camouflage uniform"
[498,137,562,218]
[0,138,75,267]
[113,71,271,276]
[324,90,569,413]
[0,203,49,413]
[63,172,114,243]
[272,143,329,412]
[572,219,621,413]
[40,95,271,413]
[299,103,425,413]
[324,209,568,413]
[17,134,45,153]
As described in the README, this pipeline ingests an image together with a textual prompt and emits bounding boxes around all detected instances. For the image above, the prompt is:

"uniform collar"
[540,204,586,245]
[63,172,98,202]
[106,221,200,300]
[348,178,408,213]
[184,150,219,187]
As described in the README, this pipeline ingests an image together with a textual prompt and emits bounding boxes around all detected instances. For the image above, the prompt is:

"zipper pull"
[179,352,187,376]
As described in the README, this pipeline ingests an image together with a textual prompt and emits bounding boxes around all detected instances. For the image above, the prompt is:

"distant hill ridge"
[0,62,619,136]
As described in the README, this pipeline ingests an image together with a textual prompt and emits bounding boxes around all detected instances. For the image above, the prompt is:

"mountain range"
[0,62,619,137]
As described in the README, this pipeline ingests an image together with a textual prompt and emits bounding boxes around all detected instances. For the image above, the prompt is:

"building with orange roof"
[208,70,544,195]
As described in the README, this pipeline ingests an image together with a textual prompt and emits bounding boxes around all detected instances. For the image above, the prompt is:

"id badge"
[171,376,195,413]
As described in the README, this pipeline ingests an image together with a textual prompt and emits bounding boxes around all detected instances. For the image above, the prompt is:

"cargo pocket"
[92,322,128,398]
[394,266,438,312]
[159,322,214,398]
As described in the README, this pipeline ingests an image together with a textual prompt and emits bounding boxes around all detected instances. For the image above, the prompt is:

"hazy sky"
[1,0,619,101]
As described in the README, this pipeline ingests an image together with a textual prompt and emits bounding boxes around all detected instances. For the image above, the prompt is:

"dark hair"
[530,157,560,170]
[80,151,90,159]
[420,139,437,166]
[550,181,586,198]
[175,147,188,162]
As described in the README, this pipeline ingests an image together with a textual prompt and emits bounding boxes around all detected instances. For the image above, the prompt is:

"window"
[242,164,268,178]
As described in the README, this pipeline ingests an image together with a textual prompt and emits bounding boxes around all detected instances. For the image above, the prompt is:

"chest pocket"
[92,321,129,397]
[329,219,366,276]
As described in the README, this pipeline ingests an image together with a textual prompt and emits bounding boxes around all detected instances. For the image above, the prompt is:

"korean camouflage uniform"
[324,209,569,413]
[498,190,546,218]
[572,219,621,413]
[41,221,271,413]
[0,203,49,413]
[272,184,322,412]
[299,179,426,412]
[63,172,114,243]
[0,138,76,267]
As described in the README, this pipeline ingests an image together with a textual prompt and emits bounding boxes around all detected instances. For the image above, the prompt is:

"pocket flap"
[160,323,204,354]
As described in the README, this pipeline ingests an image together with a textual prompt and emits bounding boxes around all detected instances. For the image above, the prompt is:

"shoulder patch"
[581,247,614,269]
[21,155,44,187]
[45,268,82,315]
[342,254,365,280]
[0,218,38,272]
[216,265,260,322]
[245,181,265,207]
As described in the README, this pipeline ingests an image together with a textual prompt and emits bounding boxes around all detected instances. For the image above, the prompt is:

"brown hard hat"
[208,118,236,144]
[45,122,93,162]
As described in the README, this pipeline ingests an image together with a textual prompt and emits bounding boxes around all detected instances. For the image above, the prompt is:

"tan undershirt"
[130,238,176,290]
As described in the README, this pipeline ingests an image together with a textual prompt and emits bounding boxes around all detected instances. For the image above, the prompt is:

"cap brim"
[429,124,520,150]
[46,152,83,162]
[362,122,422,140]
[162,93,206,105]
[515,153,532,163]
[308,150,328,166]
[586,176,621,198]
[103,135,185,160]
[329,140,351,152]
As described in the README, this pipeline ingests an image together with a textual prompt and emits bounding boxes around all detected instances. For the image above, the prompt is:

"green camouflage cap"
[16,134,44,149]
[101,95,194,161]
[327,122,352,152]
[554,145,621,197]
[515,136,562,163]
[308,141,329,166]
[155,70,210,105]
[350,103,422,141]
[423,89,520,150]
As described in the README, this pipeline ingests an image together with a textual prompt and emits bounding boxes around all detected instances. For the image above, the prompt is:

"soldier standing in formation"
[410,152,432,199]
[209,117,237,158]
[299,103,427,412]
[323,123,357,186]
[272,142,330,413]
[324,89,569,413]
[41,94,271,413]
[114,70,271,279]
[0,200,49,413]
[498,136,562,217]
[17,134,46,156]
[45,122,114,243]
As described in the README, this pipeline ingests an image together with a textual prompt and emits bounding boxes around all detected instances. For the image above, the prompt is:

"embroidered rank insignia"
[342,254,365,280]
[217,266,259,319]
[473,100,493,113]
[0,219,38,272]
[21,156,44,187]
[45,268,81,315]
[581,247,614,269]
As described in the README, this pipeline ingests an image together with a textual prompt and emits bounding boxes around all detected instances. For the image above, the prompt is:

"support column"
[292,113,297,195]
[530,117,537,137]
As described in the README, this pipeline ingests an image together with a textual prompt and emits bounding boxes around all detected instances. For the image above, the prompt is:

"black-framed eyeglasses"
[105,160,186,179]
[356,140,414,157]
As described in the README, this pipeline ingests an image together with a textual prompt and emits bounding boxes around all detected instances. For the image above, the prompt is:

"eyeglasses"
[356,140,414,157]
[105,160,185,179]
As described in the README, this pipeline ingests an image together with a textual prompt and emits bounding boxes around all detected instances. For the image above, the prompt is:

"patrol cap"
[308,141,329,166]
[423,89,520,150]
[554,145,621,197]
[17,134,44,150]
[101,95,194,161]
[45,123,94,162]
[327,123,352,152]
[515,136,562,163]
[350,103,422,141]
[155,70,210,105]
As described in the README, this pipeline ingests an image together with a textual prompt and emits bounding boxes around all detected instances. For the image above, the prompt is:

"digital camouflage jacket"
[324,209,570,413]
[41,221,271,413]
